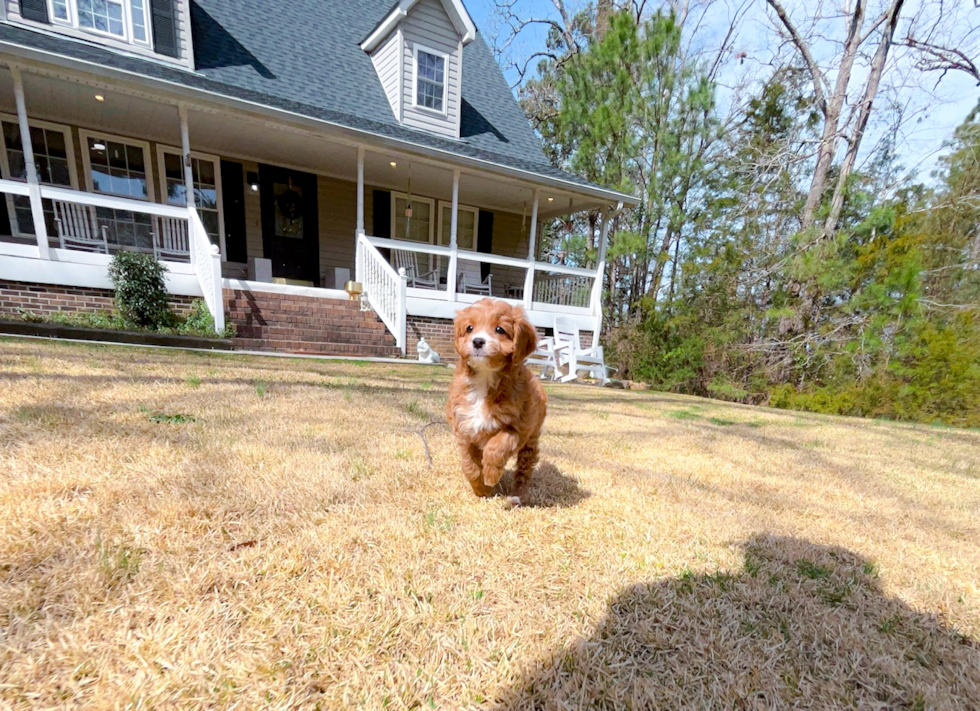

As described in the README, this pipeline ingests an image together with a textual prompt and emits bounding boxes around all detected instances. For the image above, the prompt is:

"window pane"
[164,152,182,180]
[126,144,145,173]
[88,137,108,166]
[167,178,186,206]
[28,126,46,155]
[52,0,69,20]
[7,150,26,181]
[45,129,67,159]
[107,141,127,169]
[195,158,215,187]
[395,197,431,243]
[3,122,20,151]
[195,187,217,210]
[49,158,71,186]
[131,0,147,41]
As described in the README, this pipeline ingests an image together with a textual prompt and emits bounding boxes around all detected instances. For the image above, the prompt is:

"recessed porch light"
[547,197,554,202]
[94,94,105,102]
[389,161,397,168]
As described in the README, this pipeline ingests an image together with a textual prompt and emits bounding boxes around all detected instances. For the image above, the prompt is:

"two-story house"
[0,0,636,357]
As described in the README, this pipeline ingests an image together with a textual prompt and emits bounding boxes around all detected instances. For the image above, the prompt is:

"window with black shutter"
[20,0,50,23]
[151,0,179,58]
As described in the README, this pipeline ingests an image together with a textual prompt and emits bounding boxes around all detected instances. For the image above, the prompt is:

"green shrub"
[107,251,172,329]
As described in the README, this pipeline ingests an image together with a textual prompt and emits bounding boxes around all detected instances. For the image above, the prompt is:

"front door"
[260,165,319,283]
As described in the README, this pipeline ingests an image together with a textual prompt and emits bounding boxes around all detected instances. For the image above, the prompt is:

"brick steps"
[224,289,400,358]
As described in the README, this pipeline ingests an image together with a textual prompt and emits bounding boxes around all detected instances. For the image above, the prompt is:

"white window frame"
[412,44,449,116]
[390,191,435,244]
[0,114,78,239]
[45,0,153,47]
[79,128,155,201]
[156,145,226,260]
[436,201,478,250]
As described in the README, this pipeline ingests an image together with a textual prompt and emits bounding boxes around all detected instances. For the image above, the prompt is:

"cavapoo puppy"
[446,298,547,505]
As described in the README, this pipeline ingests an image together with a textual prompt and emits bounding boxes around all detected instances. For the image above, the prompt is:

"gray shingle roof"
[0,0,634,202]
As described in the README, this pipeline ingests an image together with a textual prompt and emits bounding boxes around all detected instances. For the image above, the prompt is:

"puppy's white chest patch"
[461,374,500,435]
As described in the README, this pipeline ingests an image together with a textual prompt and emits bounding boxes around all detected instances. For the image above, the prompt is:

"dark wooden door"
[260,165,319,283]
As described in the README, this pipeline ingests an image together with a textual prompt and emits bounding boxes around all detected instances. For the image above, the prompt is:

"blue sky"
[464,0,980,183]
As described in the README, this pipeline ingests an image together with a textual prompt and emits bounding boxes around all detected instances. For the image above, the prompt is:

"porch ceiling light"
[547,197,554,202]
[92,141,106,151]
[94,94,105,102]
[389,161,397,168]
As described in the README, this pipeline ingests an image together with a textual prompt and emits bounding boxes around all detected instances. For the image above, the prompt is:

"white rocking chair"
[53,201,109,253]
[554,315,612,385]
[153,216,190,261]
[393,248,440,289]
[458,270,493,296]
[525,336,566,381]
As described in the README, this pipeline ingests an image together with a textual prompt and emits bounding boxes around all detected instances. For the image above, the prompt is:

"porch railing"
[1,179,224,332]
[365,235,597,313]
[356,231,408,354]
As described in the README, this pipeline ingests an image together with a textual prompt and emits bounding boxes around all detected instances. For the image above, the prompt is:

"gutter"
[0,37,638,207]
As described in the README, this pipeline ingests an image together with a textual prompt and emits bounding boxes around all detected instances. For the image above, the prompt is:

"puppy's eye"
[495,326,507,335]
[466,325,473,333]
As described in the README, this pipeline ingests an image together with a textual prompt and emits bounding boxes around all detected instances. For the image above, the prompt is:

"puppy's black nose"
[472,337,486,349]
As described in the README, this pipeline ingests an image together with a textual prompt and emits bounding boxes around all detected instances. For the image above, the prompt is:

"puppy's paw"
[506,496,522,509]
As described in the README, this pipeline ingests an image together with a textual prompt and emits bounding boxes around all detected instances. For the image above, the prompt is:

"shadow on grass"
[525,462,591,508]
[493,534,980,709]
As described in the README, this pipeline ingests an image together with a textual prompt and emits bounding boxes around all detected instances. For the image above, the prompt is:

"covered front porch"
[0,61,624,354]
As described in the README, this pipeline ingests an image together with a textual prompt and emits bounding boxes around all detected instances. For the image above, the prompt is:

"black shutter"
[220,160,247,263]
[151,0,179,58]
[477,209,494,281]
[20,0,49,23]
[372,190,391,238]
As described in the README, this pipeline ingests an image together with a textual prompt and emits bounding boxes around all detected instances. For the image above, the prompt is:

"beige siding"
[241,159,263,261]
[9,0,194,69]
[317,175,357,280]
[400,0,462,138]
[370,30,401,121]
[488,210,530,291]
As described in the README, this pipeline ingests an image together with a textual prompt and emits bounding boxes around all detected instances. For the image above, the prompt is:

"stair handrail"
[356,230,407,354]
[188,207,224,334]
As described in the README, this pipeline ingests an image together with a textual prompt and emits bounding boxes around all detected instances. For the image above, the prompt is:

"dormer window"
[415,47,447,113]
[48,0,151,46]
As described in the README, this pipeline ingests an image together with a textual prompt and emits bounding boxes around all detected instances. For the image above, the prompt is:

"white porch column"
[446,169,459,301]
[356,146,365,235]
[591,200,623,337]
[522,189,539,309]
[10,66,49,259]
[178,103,195,210]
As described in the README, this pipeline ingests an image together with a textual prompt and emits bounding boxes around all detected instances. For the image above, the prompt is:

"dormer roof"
[361,0,477,52]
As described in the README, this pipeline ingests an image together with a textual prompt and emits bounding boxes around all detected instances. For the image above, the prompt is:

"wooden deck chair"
[153,216,190,261]
[554,315,612,385]
[53,200,109,253]
[393,247,440,289]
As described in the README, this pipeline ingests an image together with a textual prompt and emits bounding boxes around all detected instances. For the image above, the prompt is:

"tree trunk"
[824,0,906,235]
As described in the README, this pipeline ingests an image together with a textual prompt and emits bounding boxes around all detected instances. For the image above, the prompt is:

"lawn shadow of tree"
[493,534,980,709]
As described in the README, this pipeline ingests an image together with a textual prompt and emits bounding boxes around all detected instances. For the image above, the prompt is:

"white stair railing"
[356,231,408,354]
[188,207,224,334]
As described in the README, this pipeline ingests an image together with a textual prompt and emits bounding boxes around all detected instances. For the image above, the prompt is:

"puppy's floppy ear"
[511,305,537,362]
[453,309,469,357]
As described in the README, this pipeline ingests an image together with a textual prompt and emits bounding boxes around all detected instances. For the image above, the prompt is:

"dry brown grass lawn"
[1,336,979,710]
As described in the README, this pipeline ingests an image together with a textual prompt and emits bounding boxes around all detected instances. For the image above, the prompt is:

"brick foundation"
[0,280,195,319]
